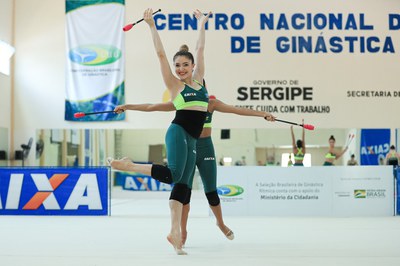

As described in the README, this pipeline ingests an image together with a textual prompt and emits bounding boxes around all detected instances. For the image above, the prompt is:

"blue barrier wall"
[0,167,110,215]
[115,171,173,191]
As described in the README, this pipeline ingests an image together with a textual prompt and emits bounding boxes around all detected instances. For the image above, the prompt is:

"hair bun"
[179,44,189,52]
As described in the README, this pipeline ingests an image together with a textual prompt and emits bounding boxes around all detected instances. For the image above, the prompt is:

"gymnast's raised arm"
[143,8,182,99]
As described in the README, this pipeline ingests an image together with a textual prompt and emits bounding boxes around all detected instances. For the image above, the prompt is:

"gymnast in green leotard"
[113,94,276,246]
[323,135,348,166]
[109,8,211,255]
[290,119,306,166]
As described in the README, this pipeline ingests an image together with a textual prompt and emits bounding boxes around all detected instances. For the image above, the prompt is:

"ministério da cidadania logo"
[69,45,121,66]
[217,185,244,197]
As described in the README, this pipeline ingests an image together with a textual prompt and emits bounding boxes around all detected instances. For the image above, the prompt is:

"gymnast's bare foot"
[107,157,136,172]
[217,223,234,240]
[181,230,187,247]
[167,233,187,255]
[167,231,187,248]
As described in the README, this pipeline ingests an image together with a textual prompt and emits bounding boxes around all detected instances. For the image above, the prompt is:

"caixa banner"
[116,172,173,191]
[0,167,110,216]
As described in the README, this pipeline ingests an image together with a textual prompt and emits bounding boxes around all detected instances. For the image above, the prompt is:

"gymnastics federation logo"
[217,185,244,197]
[69,45,122,66]
[354,190,366,199]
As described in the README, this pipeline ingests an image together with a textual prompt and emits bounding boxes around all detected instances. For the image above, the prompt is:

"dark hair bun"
[179,44,189,52]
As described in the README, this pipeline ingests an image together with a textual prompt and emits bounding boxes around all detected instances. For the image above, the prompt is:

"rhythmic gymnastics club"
[274,118,315,130]
[345,133,355,146]
[74,110,121,118]
[123,9,161,31]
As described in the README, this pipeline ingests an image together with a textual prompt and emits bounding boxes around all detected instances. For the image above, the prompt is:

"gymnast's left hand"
[194,9,212,26]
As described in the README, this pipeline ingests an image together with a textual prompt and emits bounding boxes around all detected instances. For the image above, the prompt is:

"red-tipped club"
[123,9,161,32]
[274,118,315,131]
[303,124,315,130]
[123,24,134,31]
[74,110,118,118]
[74,112,85,118]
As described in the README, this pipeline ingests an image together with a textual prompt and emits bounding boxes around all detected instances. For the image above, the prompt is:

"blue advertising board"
[0,167,110,215]
[116,171,173,191]
[360,129,391,165]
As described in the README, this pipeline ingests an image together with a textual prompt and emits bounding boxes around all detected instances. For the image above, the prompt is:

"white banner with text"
[216,166,394,216]
[120,0,400,129]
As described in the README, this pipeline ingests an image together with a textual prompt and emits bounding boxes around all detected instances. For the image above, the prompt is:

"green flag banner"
[65,0,125,121]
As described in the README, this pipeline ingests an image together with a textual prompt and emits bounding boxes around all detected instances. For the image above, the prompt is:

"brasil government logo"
[217,185,244,197]
[69,45,122,66]
[354,190,366,198]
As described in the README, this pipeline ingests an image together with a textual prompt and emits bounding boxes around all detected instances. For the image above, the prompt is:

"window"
[0,40,15,76]
[223,157,232,166]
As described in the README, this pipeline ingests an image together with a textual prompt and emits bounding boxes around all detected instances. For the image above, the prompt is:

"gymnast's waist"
[172,110,207,139]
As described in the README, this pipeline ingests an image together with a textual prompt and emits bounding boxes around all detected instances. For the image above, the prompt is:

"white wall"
[0,0,13,131]
[11,0,400,165]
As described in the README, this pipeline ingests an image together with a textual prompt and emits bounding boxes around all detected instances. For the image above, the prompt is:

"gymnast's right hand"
[144,8,155,26]
[114,105,126,114]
